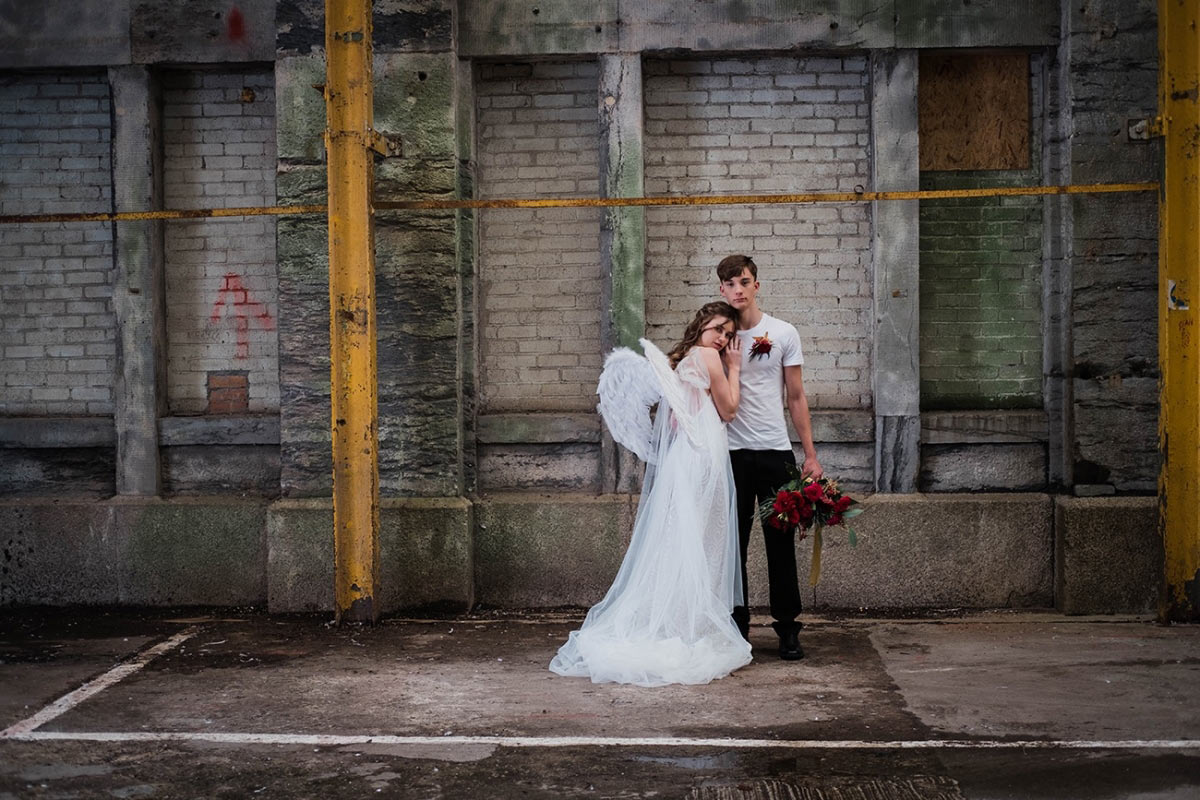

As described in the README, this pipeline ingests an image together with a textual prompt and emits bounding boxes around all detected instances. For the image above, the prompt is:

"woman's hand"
[723,334,743,374]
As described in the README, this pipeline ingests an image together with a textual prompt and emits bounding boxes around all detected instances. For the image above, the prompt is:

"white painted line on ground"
[0,627,199,739]
[4,730,1199,750]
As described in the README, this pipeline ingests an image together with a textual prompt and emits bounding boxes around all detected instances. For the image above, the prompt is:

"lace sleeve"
[675,348,711,391]
[641,339,705,450]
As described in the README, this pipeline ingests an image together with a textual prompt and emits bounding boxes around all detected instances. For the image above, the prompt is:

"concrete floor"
[1,608,1198,799]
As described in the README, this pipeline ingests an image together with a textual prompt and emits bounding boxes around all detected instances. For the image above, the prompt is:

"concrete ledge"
[473,493,638,607]
[477,414,601,444]
[2,493,1151,614]
[266,498,474,613]
[921,410,1048,444]
[804,494,1053,608]
[1055,496,1159,614]
[0,417,115,448]
[159,415,280,446]
[0,498,267,606]
[474,492,1054,610]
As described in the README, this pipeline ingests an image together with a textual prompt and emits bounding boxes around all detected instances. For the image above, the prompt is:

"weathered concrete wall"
[1066,0,1159,493]
[1055,496,1159,614]
[3,493,1110,612]
[457,0,1059,57]
[266,497,473,612]
[275,1,465,498]
[0,498,268,605]
[0,0,276,69]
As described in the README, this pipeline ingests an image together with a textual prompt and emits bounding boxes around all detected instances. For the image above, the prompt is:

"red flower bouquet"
[759,474,864,585]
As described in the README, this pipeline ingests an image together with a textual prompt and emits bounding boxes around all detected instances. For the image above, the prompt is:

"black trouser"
[730,448,802,637]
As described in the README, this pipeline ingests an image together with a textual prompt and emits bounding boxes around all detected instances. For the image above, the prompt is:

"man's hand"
[800,455,824,481]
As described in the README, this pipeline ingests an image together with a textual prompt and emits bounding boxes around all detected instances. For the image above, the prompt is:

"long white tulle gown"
[549,339,752,687]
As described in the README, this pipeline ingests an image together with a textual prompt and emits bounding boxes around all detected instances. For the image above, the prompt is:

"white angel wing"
[596,346,662,463]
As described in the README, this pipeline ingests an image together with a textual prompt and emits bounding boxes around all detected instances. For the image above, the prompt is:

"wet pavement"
[0,608,1198,798]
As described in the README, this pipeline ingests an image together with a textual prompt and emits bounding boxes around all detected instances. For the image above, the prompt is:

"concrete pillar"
[598,53,647,493]
[1042,44,1074,489]
[108,66,165,496]
[869,51,920,493]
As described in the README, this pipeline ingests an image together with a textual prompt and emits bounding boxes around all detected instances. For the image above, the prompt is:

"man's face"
[719,268,759,311]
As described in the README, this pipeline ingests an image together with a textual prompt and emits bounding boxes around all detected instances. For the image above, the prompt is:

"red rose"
[803,481,833,505]
[833,495,853,513]
[827,513,843,527]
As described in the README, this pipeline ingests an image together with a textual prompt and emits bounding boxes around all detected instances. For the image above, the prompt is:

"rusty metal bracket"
[1128,116,1164,140]
[369,129,401,157]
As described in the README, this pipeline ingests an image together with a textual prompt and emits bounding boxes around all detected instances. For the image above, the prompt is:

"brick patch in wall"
[475,61,603,413]
[0,72,116,416]
[642,57,873,410]
[207,371,249,414]
[162,68,280,415]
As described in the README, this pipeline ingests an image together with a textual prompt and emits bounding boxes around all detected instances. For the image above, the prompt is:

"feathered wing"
[596,346,663,463]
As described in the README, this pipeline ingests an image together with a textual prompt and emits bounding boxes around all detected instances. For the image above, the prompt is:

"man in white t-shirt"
[717,254,823,660]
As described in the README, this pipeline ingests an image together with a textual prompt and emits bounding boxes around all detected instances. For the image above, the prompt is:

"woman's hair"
[666,301,739,367]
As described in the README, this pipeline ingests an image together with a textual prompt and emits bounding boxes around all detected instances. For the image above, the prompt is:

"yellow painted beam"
[326,0,380,623]
[1158,0,1200,622]
[0,182,1160,225]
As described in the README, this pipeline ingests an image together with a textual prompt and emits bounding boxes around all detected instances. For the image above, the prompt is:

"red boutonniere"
[749,333,773,361]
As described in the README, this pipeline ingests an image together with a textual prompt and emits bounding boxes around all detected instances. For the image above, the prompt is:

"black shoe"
[732,608,750,642]
[778,629,804,660]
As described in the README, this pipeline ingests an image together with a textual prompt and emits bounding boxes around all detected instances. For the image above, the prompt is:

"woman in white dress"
[550,302,753,687]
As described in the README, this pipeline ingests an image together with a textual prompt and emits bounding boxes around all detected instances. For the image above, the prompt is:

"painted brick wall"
[643,57,873,410]
[918,174,1044,409]
[162,69,279,414]
[918,60,1044,410]
[0,72,115,416]
[475,61,602,413]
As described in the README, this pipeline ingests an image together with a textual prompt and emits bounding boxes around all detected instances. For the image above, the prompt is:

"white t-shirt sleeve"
[780,322,804,367]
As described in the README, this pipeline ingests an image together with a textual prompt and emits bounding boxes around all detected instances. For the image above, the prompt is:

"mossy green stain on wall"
[919,170,1044,410]
[374,52,456,160]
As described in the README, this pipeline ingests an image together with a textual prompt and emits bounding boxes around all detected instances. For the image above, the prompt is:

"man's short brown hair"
[717,254,757,282]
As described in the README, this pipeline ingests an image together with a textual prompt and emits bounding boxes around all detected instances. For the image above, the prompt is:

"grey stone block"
[1055,496,1159,614]
[920,444,1048,492]
[267,498,473,613]
[0,498,268,605]
[473,493,636,607]
[0,0,131,68]
[131,0,275,64]
[805,493,1054,609]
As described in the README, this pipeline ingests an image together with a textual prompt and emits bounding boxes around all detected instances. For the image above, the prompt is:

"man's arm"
[784,364,824,480]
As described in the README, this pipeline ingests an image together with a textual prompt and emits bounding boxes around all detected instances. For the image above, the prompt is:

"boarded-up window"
[919,52,1030,171]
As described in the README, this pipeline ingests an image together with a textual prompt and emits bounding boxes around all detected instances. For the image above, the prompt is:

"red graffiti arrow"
[209,272,275,359]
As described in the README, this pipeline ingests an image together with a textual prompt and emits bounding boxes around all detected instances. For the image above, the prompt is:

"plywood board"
[919,52,1030,171]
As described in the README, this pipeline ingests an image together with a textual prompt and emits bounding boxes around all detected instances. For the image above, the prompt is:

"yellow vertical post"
[1158,0,1200,622]
[325,0,380,623]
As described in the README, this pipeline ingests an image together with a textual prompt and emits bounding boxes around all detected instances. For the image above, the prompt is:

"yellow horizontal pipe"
[0,182,1159,225]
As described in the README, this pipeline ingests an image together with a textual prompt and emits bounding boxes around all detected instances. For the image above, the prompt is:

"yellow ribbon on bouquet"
[809,524,824,587]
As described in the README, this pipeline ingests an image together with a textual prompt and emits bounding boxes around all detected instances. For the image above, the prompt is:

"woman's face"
[699,316,735,351]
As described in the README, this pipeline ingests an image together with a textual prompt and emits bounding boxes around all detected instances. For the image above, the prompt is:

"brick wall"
[918,61,1044,410]
[643,57,873,410]
[162,69,279,414]
[0,72,115,416]
[475,61,602,413]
